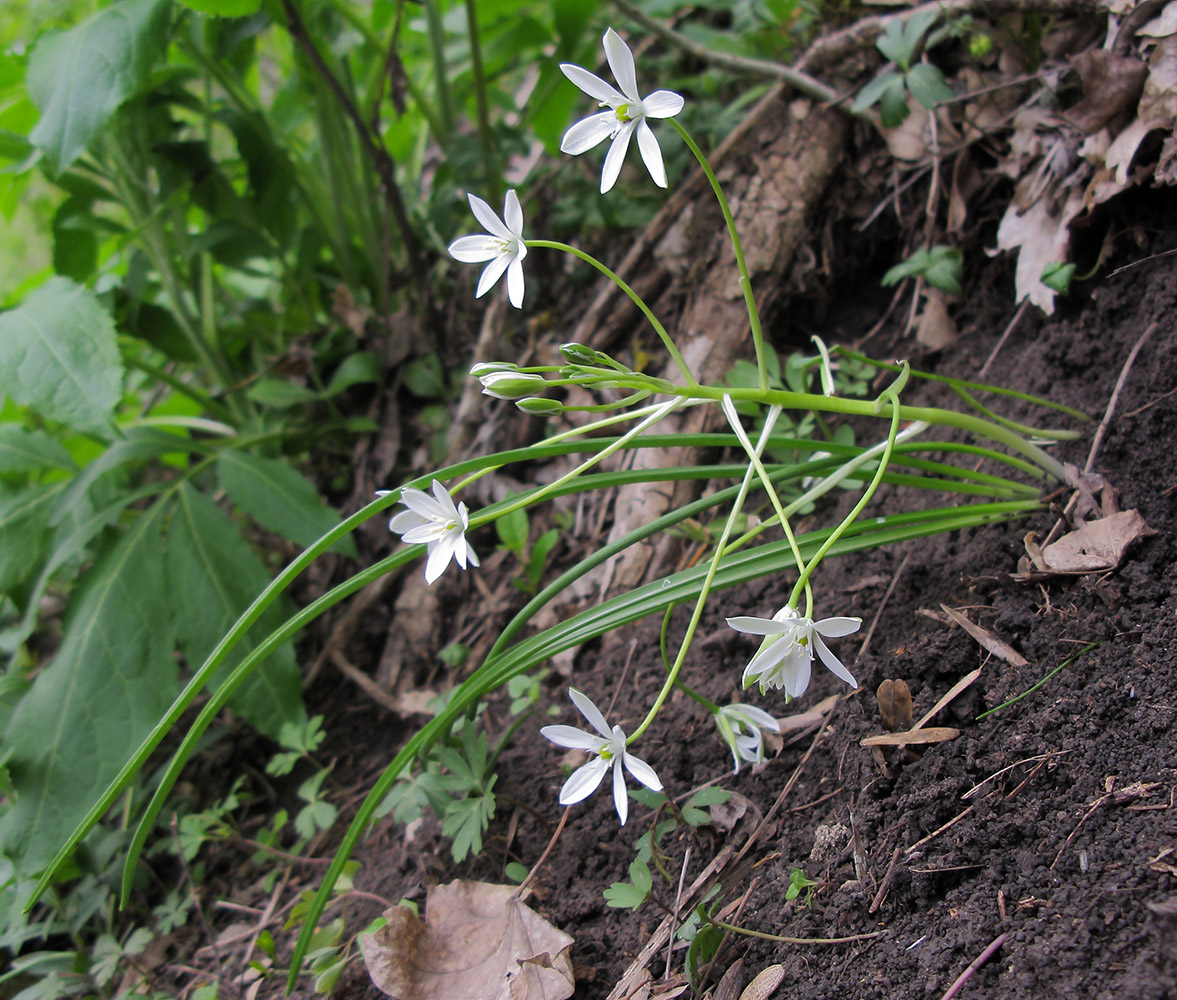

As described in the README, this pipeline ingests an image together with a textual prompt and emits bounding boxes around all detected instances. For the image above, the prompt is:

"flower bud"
[469,361,519,377]
[559,342,599,365]
[516,397,564,415]
[478,371,547,399]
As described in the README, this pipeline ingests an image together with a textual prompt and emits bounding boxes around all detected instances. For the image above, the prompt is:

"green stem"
[463,0,499,202]
[789,393,901,607]
[123,357,237,424]
[526,240,696,385]
[628,408,780,743]
[670,119,767,392]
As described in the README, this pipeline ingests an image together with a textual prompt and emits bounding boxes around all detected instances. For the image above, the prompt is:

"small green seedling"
[785,866,818,908]
[882,245,964,295]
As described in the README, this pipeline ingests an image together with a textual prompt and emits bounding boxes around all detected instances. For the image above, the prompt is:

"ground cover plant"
[1,1,1175,999]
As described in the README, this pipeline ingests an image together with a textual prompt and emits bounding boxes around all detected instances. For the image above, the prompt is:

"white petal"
[727,616,790,636]
[463,541,480,568]
[424,540,450,584]
[730,704,780,732]
[635,120,666,187]
[506,257,525,309]
[743,641,788,683]
[400,486,447,520]
[475,253,512,298]
[642,89,684,119]
[448,235,502,263]
[503,189,524,237]
[400,523,444,544]
[814,616,863,639]
[784,654,811,698]
[559,63,626,105]
[603,28,639,102]
[623,752,662,792]
[601,121,636,193]
[559,757,610,805]
[430,480,459,517]
[388,510,425,534]
[561,111,618,155]
[467,193,512,241]
[541,725,603,751]
[814,634,858,688]
[569,688,612,739]
[612,758,629,825]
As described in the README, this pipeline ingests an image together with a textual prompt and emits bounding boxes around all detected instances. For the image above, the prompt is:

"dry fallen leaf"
[861,727,960,747]
[876,679,913,732]
[938,604,1029,668]
[1022,509,1155,575]
[739,965,785,1000]
[360,881,575,1000]
[915,287,957,350]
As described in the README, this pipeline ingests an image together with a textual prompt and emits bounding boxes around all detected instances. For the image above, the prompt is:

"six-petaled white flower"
[727,606,862,698]
[716,703,781,774]
[540,688,662,826]
[560,28,685,194]
[383,480,479,585]
[448,190,528,308]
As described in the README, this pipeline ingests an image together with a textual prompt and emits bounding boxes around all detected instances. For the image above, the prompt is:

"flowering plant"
[33,23,1086,991]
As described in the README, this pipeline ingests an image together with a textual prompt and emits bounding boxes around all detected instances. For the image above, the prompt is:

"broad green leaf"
[850,70,902,115]
[166,483,306,741]
[0,503,177,875]
[323,352,379,397]
[174,0,263,17]
[0,278,122,436]
[906,62,955,110]
[0,482,60,591]
[27,0,172,171]
[0,426,74,478]
[245,379,317,408]
[879,77,910,129]
[216,450,356,557]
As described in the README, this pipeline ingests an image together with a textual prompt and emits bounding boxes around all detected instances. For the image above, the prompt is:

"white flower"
[727,606,862,698]
[477,370,547,399]
[448,190,527,308]
[383,480,479,585]
[540,688,662,826]
[560,28,685,194]
[716,703,781,774]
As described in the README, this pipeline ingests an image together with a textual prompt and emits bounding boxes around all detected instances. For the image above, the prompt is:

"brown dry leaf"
[1066,50,1148,133]
[360,881,575,1000]
[876,679,913,732]
[914,287,957,349]
[776,693,838,731]
[1023,509,1155,575]
[938,604,1029,668]
[1146,896,1177,916]
[739,965,785,1000]
[995,189,1084,314]
[861,727,960,747]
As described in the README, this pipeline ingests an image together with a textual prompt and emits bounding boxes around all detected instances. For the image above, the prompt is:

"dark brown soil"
[175,189,1177,1000]
[302,188,1177,1000]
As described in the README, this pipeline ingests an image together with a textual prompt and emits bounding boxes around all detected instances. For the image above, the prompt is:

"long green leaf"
[27,0,171,170]
[0,502,176,876]
[166,484,306,741]
[217,450,357,557]
[0,279,123,437]
[0,427,74,478]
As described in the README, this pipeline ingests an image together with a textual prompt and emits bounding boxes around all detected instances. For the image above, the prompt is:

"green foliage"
[603,859,652,910]
[785,866,818,907]
[0,278,122,436]
[1041,261,1076,294]
[851,9,956,127]
[882,245,964,295]
[26,0,171,170]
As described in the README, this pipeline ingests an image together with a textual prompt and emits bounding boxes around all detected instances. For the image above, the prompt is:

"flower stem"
[789,392,902,608]
[628,409,781,744]
[670,119,768,393]
[526,239,696,385]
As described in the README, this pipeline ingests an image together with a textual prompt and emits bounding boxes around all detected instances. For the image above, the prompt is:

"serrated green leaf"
[0,426,74,478]
[0,503,177,875]
[175,0,263,16]
[0,482,59,591]
[0,278,122,435]
[27,0,171,171]
[686,786,732,808]
[217,450,356,557]
[879,77,911,128]
[165,483,306,741]
[441,785,495,862]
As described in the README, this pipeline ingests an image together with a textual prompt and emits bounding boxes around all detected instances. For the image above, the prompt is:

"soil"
[175,128,1177,1000]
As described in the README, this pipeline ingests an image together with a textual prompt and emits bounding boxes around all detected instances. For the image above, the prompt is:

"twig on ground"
[1084,322,1156,474]
[869,846,902,914]
[515,808,570,897]
[710,921,884,945]
[665,846,692,980]
[329,647,401,713]
[979,299,1029,377]
[904,805,974,855]
[855,549,911,663]
[938,932,1007,1000]
[305,574,394,688]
